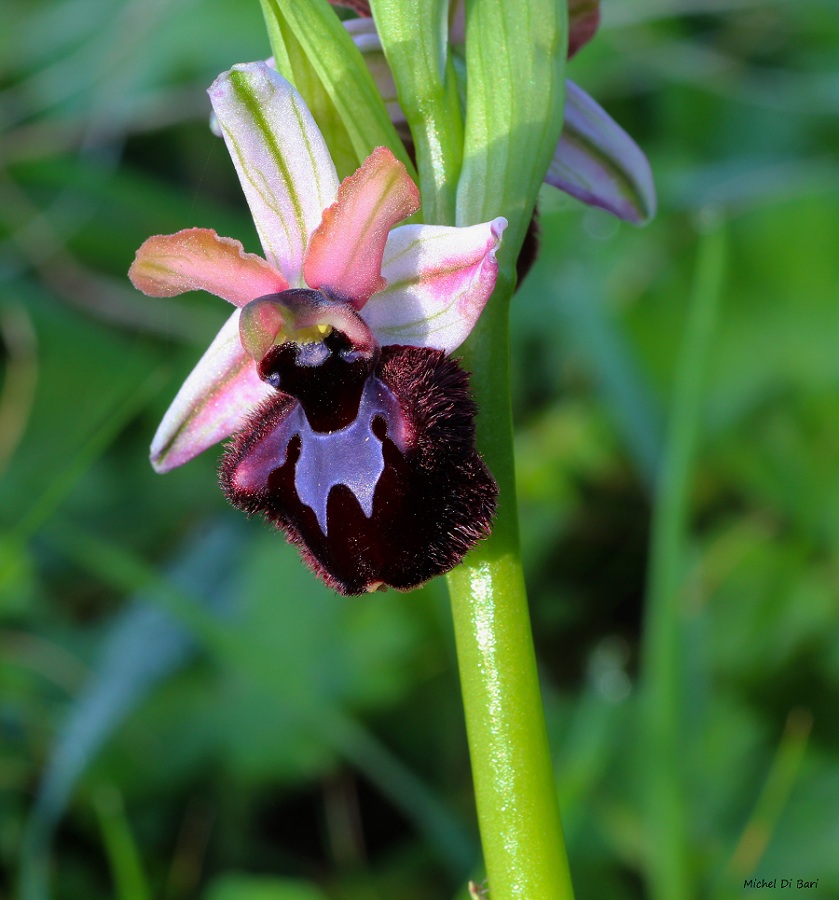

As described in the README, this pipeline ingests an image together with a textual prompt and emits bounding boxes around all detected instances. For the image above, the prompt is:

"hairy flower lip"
[131,62,505,474]
[220,344,498,595]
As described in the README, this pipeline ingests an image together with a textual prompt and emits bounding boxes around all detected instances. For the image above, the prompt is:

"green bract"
[456,0,567,279]
[258,0,414,178]
[369,0,463,224]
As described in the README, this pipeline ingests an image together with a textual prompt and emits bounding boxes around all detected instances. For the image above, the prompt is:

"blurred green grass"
[2,0,839,898]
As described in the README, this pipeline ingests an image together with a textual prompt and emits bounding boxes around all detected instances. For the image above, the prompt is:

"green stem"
[93,787,152,900]
[640,224,726,900]
[447,276,575,900]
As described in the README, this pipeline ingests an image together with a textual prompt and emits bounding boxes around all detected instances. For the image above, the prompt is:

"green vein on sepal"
[228,69,308,257]
[259,0,415,181]
[259,2,360,179]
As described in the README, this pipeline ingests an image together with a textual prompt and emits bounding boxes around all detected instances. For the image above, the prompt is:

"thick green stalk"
[640,224,726,900]
[447,275,575,900]
[446,0,568,891]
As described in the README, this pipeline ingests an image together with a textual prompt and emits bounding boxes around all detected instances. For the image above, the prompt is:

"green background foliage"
[1,0,838,897]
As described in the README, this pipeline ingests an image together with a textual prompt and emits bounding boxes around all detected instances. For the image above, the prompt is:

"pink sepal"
[150,311,272,472]
[129,228,289,307]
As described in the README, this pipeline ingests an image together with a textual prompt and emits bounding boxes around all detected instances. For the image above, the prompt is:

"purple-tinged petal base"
[239,295,290,360]
[240,290,378,362]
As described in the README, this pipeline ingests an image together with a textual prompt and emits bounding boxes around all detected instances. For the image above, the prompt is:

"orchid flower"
[130,62,503,595]
[334,0,655,225]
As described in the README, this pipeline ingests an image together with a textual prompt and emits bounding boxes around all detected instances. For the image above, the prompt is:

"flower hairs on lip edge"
[129,63,505,593]
[220,343,498,596]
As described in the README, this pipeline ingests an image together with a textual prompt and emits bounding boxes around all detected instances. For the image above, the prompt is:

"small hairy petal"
[151,310,272,472]
[362,218,506,353]
[129,228,288,306]
[304,147,421,309]
[209,62,340,286]
[547,80,657,225]
[221,346,497,595]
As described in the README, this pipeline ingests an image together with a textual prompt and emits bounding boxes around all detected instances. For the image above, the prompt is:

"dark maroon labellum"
[220,332,498,595]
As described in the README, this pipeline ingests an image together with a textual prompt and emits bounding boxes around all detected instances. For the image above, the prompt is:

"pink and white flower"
[130,62,503,594]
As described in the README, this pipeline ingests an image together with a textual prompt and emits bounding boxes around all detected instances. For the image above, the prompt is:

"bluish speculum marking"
[276,375,402,533]
[233,332,408,535]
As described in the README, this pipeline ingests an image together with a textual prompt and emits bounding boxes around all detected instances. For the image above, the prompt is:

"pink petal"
[129,228,288,307]
[361,218,506,354]
[208,63,340,286]
[151,311,273,473]
[303,147,420,310]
